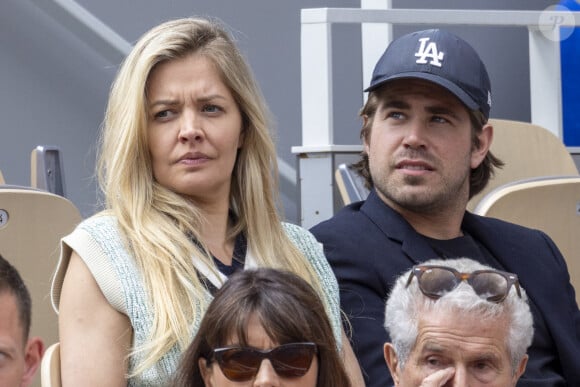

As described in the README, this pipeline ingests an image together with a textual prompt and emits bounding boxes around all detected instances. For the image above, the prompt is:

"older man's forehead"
[414,309,511,353]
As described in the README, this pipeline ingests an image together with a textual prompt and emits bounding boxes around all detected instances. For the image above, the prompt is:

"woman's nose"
[253,359,280,387]
[178,111,204,142]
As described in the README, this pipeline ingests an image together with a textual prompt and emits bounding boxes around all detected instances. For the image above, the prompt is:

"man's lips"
[395,159,434,171]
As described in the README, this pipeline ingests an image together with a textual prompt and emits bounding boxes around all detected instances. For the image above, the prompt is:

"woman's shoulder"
[76,210,117,228]
[280,222,325,263]
[63,211,129,268]
[70,211,121,240]
[281,221,317,243]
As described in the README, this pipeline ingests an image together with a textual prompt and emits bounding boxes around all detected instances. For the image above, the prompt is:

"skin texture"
[147,53,244,207]
[199,314,319,387]
[0,292,43,387]
[384,309,528,386]
[147,52,244,263]
[364,79,492,239]
[59,252,132,386]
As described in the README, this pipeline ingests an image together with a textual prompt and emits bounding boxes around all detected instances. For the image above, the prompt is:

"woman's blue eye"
[203,105,222,113]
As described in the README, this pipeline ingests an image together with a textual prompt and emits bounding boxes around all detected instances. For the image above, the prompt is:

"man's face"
[0,292,38,387]
[385,309,527,386]
[365,79,489,216]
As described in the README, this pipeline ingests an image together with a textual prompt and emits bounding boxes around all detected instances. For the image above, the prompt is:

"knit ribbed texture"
[52,215,341,386]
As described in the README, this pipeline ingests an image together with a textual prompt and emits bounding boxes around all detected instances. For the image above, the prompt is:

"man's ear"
[513,354,529,384]
[21,337,44,387]
[384,343,402,386]
[471,123,493,169]
[199,357,214,387]
[362,115,371,153]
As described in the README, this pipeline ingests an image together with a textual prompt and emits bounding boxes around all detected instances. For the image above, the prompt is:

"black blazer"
[311,189,580,387]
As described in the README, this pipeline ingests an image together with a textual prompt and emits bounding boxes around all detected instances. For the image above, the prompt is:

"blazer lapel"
[361,190,438,264]
[461,212,518,271]
[461,212,548,305]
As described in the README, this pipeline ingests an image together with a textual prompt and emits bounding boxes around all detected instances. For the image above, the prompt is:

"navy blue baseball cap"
[366,29,492,120]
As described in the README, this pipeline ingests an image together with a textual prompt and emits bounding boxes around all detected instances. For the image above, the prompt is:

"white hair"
[384,258,534,372]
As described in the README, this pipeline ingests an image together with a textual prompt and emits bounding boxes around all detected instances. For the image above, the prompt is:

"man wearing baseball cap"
[311,29,580,386]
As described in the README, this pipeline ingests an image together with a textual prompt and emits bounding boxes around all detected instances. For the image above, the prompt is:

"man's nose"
[402,118,428,149]
[447,365,467,387]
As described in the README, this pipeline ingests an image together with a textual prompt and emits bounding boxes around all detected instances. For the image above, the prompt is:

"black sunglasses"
[406,265,521,303]
[210,342,317,382]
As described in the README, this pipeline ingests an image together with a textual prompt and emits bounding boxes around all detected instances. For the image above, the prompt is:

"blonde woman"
[50,17,363,387]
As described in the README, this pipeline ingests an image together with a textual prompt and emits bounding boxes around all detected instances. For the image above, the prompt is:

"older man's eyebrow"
[420,342,447,354]
[466,351,503,365]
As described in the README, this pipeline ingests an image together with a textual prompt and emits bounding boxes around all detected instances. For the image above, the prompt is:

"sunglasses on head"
[210,342,317,382]
[406,265,521,303]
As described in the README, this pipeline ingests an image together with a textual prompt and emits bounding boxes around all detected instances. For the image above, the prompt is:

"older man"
[0,254,44,387]
[384,258,532,386]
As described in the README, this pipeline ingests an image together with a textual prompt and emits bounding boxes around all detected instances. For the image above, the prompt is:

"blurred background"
[0,0,571,223]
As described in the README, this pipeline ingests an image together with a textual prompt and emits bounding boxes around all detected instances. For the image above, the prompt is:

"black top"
[195,233,247,295]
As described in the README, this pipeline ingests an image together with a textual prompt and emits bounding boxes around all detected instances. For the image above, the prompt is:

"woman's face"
[199,314,319,387]
[146,53,244,205]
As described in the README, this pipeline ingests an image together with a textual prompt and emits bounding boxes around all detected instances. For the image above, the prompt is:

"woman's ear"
[199,357,214,387]
[237,124,246,149]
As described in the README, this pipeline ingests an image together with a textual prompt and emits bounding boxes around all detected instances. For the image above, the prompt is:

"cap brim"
[364,72,479,112]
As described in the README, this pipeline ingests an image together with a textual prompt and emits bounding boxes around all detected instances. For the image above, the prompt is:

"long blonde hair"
[99,17,323,376]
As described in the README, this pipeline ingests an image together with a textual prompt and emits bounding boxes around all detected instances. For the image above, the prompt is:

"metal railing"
[293,7,580,228]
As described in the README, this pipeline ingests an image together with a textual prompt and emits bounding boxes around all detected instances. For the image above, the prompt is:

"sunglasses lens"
[214,343,317,381]
[270,344,317,378]
[470,272,508,302]
[217,348,262,382]
[412,265,518,303]
[419,267,458,298]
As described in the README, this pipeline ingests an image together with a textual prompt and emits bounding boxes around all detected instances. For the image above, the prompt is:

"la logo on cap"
[415,37,444,67]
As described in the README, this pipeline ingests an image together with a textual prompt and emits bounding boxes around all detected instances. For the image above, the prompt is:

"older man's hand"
[420,367,455,386]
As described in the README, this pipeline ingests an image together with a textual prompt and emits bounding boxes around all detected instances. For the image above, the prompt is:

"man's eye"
[470,361,498,382]
[388,112,404,120]
[472,361,492,371]
[431,115,449,123]
[426,356,445,367]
